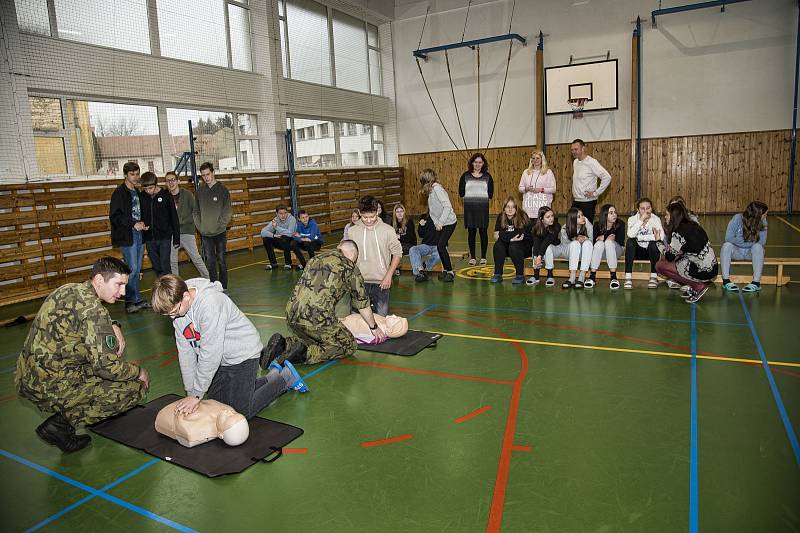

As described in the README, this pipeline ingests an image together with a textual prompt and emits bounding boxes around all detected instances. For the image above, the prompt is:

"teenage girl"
[588,203,625,289]
[545,206,593,289]
[720,201,768,292]
[527,206,560,286]
[420,169,458,283]
[490,197,532,284]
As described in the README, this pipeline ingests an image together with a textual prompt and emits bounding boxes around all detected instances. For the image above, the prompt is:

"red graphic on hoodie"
[182,322,201,347]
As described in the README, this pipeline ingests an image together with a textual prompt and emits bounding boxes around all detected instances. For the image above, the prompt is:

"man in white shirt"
[570,139,612,223]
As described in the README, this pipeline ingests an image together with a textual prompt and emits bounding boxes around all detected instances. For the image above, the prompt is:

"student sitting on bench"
[409,213,441,282]
[151,274,308,420]
[291,209,323,269]
[720,201,768,293]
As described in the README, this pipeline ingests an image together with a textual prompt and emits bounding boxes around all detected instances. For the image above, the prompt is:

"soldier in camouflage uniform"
[260,240,387,367]
[15,257,150,453]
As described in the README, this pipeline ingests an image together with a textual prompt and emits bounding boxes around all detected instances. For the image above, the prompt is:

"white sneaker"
[648,277,659,289]
[623,279,633,290]
[666,280,681,289]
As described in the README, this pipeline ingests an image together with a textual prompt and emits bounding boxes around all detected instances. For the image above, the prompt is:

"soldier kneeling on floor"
[261,239,387,368]
[15,257,150,453]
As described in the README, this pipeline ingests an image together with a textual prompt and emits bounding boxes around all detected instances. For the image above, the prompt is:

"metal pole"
[188,120,198,191]
[636,17,642,201]
[285,129,298,214]
[538,31,545,156]
[789,1,799,214]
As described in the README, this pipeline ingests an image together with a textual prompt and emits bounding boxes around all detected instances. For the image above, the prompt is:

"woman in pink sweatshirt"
[518,150,556,220]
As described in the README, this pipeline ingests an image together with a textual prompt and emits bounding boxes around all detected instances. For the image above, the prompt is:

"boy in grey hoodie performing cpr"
[151,275,308,418]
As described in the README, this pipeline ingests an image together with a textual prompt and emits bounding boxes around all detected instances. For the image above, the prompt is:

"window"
[148,160,155,172]
[108,160,119,173]
[237,114,259,169]
[158,0,227,67]
[288,116,385,168]
[229,4,253,71]
[282,0,382,95]
[14,0,50,36]
[83,101,161,176]
[30,96,68,176]
[167,108,236,171]
[54,0,151,54]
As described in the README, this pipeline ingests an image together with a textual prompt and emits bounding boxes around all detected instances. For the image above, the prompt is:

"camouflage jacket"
[15,281,140,391]
[286,250,370,324]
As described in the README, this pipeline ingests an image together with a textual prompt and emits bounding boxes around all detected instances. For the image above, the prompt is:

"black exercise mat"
[90,394,303,477]
[357,330,442,356]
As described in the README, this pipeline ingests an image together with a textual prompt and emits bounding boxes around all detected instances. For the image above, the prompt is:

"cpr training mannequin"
[155,398,249,447]
[339,313,408,344]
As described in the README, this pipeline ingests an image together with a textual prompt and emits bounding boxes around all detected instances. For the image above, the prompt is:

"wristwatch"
[369,323,378,330]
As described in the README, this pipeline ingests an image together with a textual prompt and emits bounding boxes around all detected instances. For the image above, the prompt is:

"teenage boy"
[291,210,323,268]
[261,205,298,270]
[165,171,210,278]
[140,172,180,277]
[194,162,232,289]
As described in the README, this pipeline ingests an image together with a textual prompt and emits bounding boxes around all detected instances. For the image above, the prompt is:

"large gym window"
[280,0,382,96]
[288,117,385,168]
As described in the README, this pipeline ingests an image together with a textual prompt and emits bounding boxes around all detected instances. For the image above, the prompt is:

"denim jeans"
[120,229,144,305]
[206,358,287,419]
[202,232,228,289]
[409,244,441,275]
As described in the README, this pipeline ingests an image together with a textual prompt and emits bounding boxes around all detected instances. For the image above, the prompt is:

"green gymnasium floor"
[0,215,798,532]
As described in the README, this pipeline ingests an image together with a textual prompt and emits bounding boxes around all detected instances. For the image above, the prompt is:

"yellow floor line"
[776,215,800,235]
[242,312,800,369]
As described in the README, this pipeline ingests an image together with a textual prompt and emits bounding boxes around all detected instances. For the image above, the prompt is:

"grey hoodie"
[172,278,263,398]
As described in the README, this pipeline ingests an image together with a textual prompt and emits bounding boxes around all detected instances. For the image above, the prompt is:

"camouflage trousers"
[286,319,356,365]
[18,376,146,427]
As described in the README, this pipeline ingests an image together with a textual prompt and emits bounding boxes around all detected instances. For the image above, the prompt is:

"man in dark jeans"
[194,162,232,290]
[109,162,151,313]
[140,172,180,277]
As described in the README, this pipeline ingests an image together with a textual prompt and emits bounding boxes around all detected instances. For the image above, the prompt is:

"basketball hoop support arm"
[413,33,526,60]
[651,0,751,27]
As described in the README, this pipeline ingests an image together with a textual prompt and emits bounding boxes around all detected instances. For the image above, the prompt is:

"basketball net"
[568,98,587,119]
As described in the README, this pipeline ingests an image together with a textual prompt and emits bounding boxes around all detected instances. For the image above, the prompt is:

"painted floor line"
[242,311,799,368]
[25,459,160,532]
[361,434,413,448]
[0,449,196,533]
[776,215,800,235]
[454,405,491,424]
[689,305,699,533]
[510,445,532,453]
[739,293,800,467]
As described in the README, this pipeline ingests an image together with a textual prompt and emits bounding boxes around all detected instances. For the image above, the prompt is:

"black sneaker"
[415,273,428,282]
[441,272,455,283]
[36,413,91,453]
[125,304,140,314]
[265,264,275,271]
[136,301,152,311]
[261,333,286,370]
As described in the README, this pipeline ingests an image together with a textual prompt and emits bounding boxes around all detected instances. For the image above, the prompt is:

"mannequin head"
[382,315,408,338]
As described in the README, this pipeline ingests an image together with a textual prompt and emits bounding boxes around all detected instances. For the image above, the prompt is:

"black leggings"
[624,239,660,273]
[493,240,531,276]
[467,227,489,259]
[437,223,458,272]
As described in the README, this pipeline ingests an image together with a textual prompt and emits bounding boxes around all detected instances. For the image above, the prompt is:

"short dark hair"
[571,139,586,147]
[359,195,378,214]
[199,161,214,172]
[276,204,288,212]
[140,171,157,186]
[122,162,140,175]
[467,152,489,174]
[92,256,131,281]
[298,209,308,216]
[165,171,177,179]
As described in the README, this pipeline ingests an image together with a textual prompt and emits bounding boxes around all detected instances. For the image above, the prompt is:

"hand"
[654,229,662,241]
[435,224,443,231]
[535,187,544,193]
[111,323,125,355]
[372,324,388,343]
[419,219,426,226]
[641,213,651,224]
[173,243,180,249]
[137,367,150,390]
[608,234,615,241]
[527,185,536,192]
[510,234,523,242]
[134,221,146,231]
[493,231,500,240]
[577,235,587,243]
[301,238,310,242]
[533,256,542,268]
[174,396,201,415]
[596,235,605,242]
[379,273,393,290]
[584,190,595,198]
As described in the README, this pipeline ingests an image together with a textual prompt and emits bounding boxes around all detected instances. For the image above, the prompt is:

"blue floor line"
[390,299,747,327]
[24,458,161,532]
[0,449,196,533]
[407,304,437,321]
[738,293,800,467]
[690,305,699,533]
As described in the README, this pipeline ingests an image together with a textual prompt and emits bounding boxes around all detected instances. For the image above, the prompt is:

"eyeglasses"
[165,301,182,318]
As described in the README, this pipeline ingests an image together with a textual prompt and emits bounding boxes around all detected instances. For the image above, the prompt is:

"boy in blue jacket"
[291,210,324,269]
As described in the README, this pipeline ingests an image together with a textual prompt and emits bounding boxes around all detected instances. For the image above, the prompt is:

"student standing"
[194,162,232,290]
[140,172,180,278]
[165,172,210,279]
[459,153,494,266]
[421,169,458,283]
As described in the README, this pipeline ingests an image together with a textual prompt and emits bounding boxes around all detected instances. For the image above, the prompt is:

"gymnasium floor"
[0,215,799,532]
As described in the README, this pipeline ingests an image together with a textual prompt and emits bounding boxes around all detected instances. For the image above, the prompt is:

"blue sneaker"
[489,274,502,283]
[283,361,309,393]
[268,360,283,374]
[512,275,525,284]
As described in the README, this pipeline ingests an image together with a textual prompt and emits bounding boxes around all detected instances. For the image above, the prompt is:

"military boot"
[260,333,286,370]
[36,413,91,453]
[283,341,308,365]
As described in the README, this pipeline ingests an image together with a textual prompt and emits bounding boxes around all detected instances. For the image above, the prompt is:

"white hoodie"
[172,278,263,398]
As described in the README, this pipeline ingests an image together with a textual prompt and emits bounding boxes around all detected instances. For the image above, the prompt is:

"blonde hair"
[151,274,188,315]
[526,150,550,176]
[392,203,408,233]
[419,168,438,195]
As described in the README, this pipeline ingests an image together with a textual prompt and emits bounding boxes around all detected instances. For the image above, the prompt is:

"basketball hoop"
[568,98,587,119]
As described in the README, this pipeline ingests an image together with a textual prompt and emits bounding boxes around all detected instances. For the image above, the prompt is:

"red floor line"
[158,350,178,368]
[282,447,308,454]
[511,445,532,453]
[337,359,513,385]
[0,394,16,404]
[431,315,527,533]
[361,434,413,448]
[454,405,492,424]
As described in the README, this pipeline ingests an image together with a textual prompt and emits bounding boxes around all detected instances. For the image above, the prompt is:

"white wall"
[392,0,796,154]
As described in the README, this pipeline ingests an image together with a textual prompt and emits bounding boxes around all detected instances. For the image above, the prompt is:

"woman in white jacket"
[624,198,663,289]
[518,150,556,219]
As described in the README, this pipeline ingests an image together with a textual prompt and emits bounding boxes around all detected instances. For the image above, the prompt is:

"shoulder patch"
[105,335,117,350]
